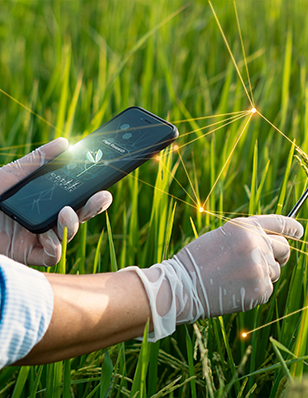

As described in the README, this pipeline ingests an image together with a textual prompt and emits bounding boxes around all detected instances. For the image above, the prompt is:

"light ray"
[233,1,255,106]
[0,141,50,152]
[172,111,251,140]
[171,110,249,124]
[177,149,201,207]
[159,155,199,207]
[257,110,299,148]
[163,112,250,156]
[200,208,308,259]
[208,1,254,108]
[0,88,63,134]
[107,162,198,210]
[242,305,308,337]
[202,113,253,208]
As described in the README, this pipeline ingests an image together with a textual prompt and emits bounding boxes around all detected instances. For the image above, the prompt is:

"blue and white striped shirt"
[0,255,54,368]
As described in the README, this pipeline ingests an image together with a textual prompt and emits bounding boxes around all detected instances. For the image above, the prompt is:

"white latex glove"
[122,215,303,341]
[0,138,113,266]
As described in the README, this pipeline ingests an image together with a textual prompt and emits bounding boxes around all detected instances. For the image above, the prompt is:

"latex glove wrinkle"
[122,215,303,342]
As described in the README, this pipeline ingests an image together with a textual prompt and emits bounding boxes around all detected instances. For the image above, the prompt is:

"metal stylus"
[288,187,308,218]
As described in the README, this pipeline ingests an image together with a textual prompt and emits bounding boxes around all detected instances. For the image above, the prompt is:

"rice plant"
[1,0,308,397]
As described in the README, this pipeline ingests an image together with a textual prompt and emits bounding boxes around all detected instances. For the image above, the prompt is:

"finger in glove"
[249,214,304,240]
[35,229,61,266]
[0,138,68,194]
[78,191,113,223]
[57,206,79,242]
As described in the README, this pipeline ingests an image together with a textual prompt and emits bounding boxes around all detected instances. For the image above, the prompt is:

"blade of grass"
[63,360,71,398]
[76,221,87,274]
[217,317,241,395]
[128,168,139,266]
[100,349,114,397]
[280,226,308,347]
[11,366,30,398]
[106,211,118,272]
[276,140,296,214]
[63,72,83,139]
[270,337,293,384]
[163,201,176,260]
[189,216,199,240]
[130,320,149,398]
[223,345,252,397]
[46,362,62,398]
[249,140,257,216]
[55,43,71,138]
[56,227,67,274]
[148,341,160,396]
[93,229,104,274]
[185,326,197,398]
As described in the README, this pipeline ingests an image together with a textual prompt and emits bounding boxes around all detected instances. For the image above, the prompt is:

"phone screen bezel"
[0,106,178,233]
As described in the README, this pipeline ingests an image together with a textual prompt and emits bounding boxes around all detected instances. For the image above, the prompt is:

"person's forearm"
[14,271,153,365]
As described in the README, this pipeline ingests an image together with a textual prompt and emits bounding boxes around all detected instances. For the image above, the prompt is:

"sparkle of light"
[155,155,161,161]
[173,144,179,151]
[199,207,205,213]
[242,332,247,338]
[251,107,257,114]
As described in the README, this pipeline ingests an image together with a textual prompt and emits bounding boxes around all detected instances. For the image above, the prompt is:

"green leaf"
[29,366,43,398]
[130,320,149,398]
[93,229,104,274]
[11,366,30,398]
[249,140,257,216]
[106,211,118,272]
[189,217,199,239]
[63,360,71,398]
[100,350,114,398]
[270,337,293,384]
[185,326,197,398]
[276,139,295,214]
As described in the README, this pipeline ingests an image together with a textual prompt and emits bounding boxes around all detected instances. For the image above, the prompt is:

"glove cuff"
[121,258,204,342]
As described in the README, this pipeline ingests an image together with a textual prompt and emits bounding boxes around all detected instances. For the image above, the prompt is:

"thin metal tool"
[288,187,308,218]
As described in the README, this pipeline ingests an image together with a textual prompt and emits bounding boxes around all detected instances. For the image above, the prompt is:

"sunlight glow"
[242,332,247,338]
[251,107,257,114]
[199,207,205,213]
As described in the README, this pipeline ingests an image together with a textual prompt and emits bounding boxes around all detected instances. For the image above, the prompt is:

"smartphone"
[0,106,178,233]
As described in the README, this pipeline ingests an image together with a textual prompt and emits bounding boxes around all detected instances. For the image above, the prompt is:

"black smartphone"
[0,106,178,233]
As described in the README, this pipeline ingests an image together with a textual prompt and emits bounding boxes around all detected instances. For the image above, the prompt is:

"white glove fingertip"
[57,206,79,242]
[277,215,304,239]
[40,137,69,164]
[39,230,61,267]
[78,191,113,223]
[268,261,281,282]
[292,220,304,240]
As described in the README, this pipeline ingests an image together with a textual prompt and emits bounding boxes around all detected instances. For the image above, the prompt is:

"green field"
[1,0,308,396]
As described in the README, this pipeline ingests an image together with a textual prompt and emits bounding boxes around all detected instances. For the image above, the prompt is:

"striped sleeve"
[0,255,54,368]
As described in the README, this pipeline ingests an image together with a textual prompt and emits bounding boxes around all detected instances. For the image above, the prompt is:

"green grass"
[1,0,308,396]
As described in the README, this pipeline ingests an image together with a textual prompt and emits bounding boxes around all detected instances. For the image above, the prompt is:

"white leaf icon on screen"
[86,150,103,164]
[96,149,103,162]
[86,151,95,163]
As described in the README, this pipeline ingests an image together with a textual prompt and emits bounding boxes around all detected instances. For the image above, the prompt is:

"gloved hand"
[122,215,303,341]
[0,138,113,266]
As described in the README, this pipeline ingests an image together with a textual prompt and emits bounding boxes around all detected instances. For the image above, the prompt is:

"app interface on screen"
[2,109,172,225]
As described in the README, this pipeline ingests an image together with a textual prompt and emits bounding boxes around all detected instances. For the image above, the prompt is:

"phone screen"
[0,107,178,232]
